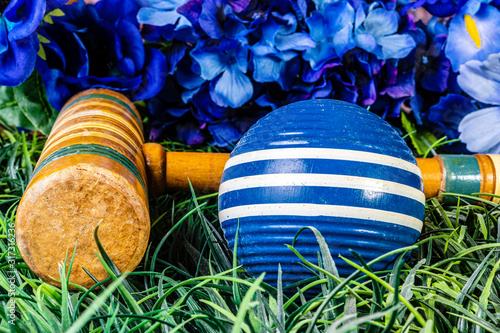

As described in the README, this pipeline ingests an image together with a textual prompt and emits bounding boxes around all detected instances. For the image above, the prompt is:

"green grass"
[0,129,499,332]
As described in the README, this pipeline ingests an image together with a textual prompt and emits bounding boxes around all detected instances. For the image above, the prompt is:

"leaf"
[49,8,65,17]
[12,70,58,135]
[0,86,36,131]
[38,34,50,44]
[65,276,127,333]
[43,8,65,23]
[401,112,438,156]
[232,273,265,333]
[0,70,58,135]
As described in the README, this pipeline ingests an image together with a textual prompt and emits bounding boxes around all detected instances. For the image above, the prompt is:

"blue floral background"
[1,0,500,153]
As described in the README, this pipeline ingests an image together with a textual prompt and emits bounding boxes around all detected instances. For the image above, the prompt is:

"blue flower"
[190,39,252,108]
[197,0,248,40]
[136,0,197,42]
[402,0,460,17]
[251,11,314,87]
[458,53,500,153]
[355,3,416,60]
[343,49,383,106]
[379,56,416,107]
[36,0,167,109]
[137,0,192,28]
[303,1,356,71]
[0,0,66,86]
[445,1,500,71]
[426,94,476,141]
[415,34,451,93]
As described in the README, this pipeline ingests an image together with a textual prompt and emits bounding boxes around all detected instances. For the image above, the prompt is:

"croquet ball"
[218,99,425,287]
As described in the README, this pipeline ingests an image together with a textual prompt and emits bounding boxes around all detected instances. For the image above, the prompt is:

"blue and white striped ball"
[218,99,425,287]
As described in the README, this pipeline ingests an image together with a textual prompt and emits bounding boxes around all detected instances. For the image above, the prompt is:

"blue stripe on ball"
[221,159,422,189]
[219,186,424,218]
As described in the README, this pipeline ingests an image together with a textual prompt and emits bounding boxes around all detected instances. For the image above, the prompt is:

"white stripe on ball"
[225,148,422,176]
[219,174,426,203]
[219,203,424,232]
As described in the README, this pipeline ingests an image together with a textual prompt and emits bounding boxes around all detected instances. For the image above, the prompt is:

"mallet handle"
[144,143,500,201]
[143,143,230,195]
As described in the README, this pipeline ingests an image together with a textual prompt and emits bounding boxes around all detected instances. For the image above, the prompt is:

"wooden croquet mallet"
[14,89,500,288]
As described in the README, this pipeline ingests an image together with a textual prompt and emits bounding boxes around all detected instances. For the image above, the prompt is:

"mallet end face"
[16,160,150,289]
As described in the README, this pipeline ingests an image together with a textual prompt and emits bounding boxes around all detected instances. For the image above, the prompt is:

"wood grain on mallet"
[15,89,150,289]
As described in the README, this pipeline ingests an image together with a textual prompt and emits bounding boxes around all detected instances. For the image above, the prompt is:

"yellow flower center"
[465,14,481,48]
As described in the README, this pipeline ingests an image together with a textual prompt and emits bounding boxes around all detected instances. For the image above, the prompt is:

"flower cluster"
[0,0,67,86]
[3,0,500,152]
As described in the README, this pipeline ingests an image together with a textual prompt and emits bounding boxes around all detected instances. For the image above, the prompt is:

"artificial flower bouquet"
[1,0,499,153]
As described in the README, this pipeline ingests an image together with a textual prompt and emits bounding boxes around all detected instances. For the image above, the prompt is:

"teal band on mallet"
[440,155,482,197]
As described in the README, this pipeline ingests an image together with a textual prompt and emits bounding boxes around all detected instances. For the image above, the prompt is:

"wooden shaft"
[166,151,230,192]
[144,151,500,200]
[142,148,230,193]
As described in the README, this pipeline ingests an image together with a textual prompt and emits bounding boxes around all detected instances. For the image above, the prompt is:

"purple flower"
[36,0,167,109]
[355,3,416,60]
[445,1,500,71]
[343,49,383,106]
[415,34,451,92]
[426,94,476,141]
[0,0,66,86]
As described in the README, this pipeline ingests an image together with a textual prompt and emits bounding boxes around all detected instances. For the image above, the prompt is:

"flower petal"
[305,11,326,42]
[190,44,226,80]
[5,0,46,40]
[131,47,167,101]
[137,7,191,27]
[378,34,416,60]
[275,32,315,51]
[40,68,71,111]
[355,33,378,54]
[176,121,205,145]
[208,122,242,147]
[116,19,145,73]
[211,64,253,108]
[427,94,477,139]
[333,25,356,58]
[362,6,398,38]
[324,1,355,37]
[0,19,9,54]
[0,34,38,86]
[457,54,500,105]
[252,55,282,82]
[458,107,500,153]
[199,1,224,39]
